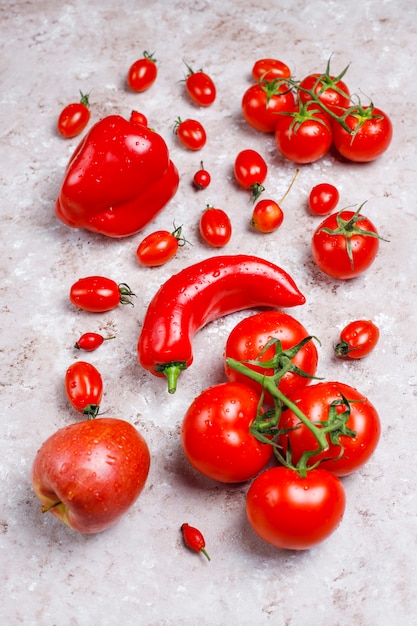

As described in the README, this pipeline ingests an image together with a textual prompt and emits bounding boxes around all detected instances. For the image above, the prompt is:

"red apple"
[31,417,150,534]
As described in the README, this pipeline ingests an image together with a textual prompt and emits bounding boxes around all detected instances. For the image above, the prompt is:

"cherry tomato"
[251,199,284,233]
[241,82,295,133]
[275,102,332,164]
[65,361,103,418]
[224,311,318,403]
[181,523,210,560]
[234,149,267,201]
[332,106,393,162]
[199,206,232,248]
[175,117,206,151]
[57,92,90,138]
[70,276,135,312]
[335,320,380,359]
[251,58,291,81]
[129,110,148,126]
[311,204,382,280]
[278,381,381,476]
[193,162,211,189]
[246,467,346,550]
[181,382,273,483]
[75,332,115,352]
[136,225,187,267]
[127,51,157,92]
[308,183,339,216]
[298,72,350,115]
[184,64,216,107]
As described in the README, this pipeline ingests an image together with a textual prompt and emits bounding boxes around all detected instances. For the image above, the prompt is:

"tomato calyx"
[118,283,136,306]
[78,91,90,108]
[334,338,356,358]
[277,98,331,135]
[171,223,191,248]
[143,50,157,64]
[82,404,101,419]
[258,77,293,105]
[250,182,265,203]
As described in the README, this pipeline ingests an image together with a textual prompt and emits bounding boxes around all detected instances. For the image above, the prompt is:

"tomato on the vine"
[184,64,216,107]
[335,320,380,359]
[175,117,206,150]
[224,310,318,403]
[278,381,381,476]
[251,58,291,81]
[234,149,267,201]
[199,206,232,248]
[251,199,284,233]
[308,183,339,216]
[246,466,346,550]
[332,105,393,162]
[65,361,103,418]
[127,51,158,92]
[241,81,295,133]
[181,382,273,483]
[70,276,135,312]
[275,102,332,164]
[311,203,383,279]
[136,225,188,267]
[57,92,90,138]
[193,162,211,189]
[129,110,148,126]
[298,72,350,115]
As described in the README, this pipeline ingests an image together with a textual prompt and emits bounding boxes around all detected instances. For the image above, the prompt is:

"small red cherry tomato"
[251,199,284,233]
[184,64,216,107]
[70,276,135,312]
[335,320,380,359]
[242,82,295,133]
[251,58,291,81]
[193,162,211,189]
[127,51,157,92]
[332,106,393,162]
[74,332,115,352]
[175,117,206,151]
[181,523,210,560]
[129,110,148,126]
[199,206,232,247]
[234,149,267,201]
[298,72,350,115]
[275,103,332,164]
[136,225,188,267]
[308,183,339,216]
[65,361,103,418]
[57,91,90,138]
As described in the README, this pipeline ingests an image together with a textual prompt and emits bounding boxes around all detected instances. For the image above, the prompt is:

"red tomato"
[332,106,393,162]
[175,118,206,151]
[234,149,267,201]
[199,206,232,248]
[181,382,273,483]
[308,183,339,216]
[136,225,187,267]
[70,276,135,312]
[275,103,332,163]
[57,92,90,138]
[335,320,380,359]
[298,72,350,115]
[251,199,284,233]
[185,65,216,107]
[193,162,211,189]
[246,467,346,550]
[127,51,157,92]
[241,82,295,133]
[251,58,291,81]
[65,361,103,418]
[311,205,382,280]
[75,332,115,352]
[224,311,318,403]
[278,381,381,476]
[129,110,148,126]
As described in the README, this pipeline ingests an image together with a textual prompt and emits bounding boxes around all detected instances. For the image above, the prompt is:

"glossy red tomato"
[57,92,90,138]
[278,381,381,476]
[246,467,346,550]
[308,182,339,215]
[234,149,267,200]
[311,206,381,279]
[224,311,318,403]
[199,206,232,247]
[185,65,216,107]
[129,110,148,126]
[175,118,206,150]
[136,225,187,267]
[251,58,291,81]
[241,82,295,133]
[70,276,135,312]
[193,162,211,189]
[127,52,157,92]
[75,332,115,352]
[65,361,103,418]
[332,106,393,162]
[298,72,350,114]
[275,103,332,163]
[181,382,273,483]
[335,320,380,359]
[251,198,284,233]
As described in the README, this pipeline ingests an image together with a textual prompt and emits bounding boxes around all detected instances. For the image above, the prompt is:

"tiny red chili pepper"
[181,523,210,561]
[193,161,211,189]
[75,332,116,352]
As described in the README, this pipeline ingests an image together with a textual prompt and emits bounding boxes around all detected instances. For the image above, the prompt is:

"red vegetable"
[184,63,216,107]
[308,183,339,216]
[251,58,291,81]
[241,80,295,133]
[234,149,268,201]
[181,523,210,561]
[332,105,393,162]
[65,361,103,418]
[193,162,211,189]
[55,115,179,238]
[127,51,157,92]
[199,206,232,248]
[137,254,306,393]
[335,319,380,359]
[57,91,90,138]
[75,332,115,352]
[70,276,135,312]
[275,101,332,164]
[136,225,188,267]
[174,117,206,150]
[129,110,148,126]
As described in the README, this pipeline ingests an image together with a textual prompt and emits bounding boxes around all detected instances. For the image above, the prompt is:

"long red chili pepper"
[137,254,305,393]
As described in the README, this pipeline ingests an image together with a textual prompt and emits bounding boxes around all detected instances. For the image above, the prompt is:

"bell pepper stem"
[160,362,188,394]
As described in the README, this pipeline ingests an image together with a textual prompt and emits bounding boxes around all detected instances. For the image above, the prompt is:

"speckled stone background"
[1,0,416,624]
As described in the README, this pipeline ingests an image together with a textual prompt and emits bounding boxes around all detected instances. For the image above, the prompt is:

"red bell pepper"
[137,254,306,393]
[55,115,179,238]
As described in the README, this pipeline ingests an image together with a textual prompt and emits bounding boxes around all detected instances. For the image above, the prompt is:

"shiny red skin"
[193,167,211,189]
[199,207,232,247]
[308,183,339,216]
[55,115,179,238]
[57,98,90,138]
[251,58,291,81]
[335,320,380,359]
[234,149,267,189]
[127,54,157,92]
[70,276,122,312]
[65,361,103,415]
[176,119,206,150]
[298,73,350,114]
[242,83,295,133]
[332,106,393,162]
[275,108,332,164]
[136,230,179,267]
[251,199,284,232]
[185,71,216,107]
